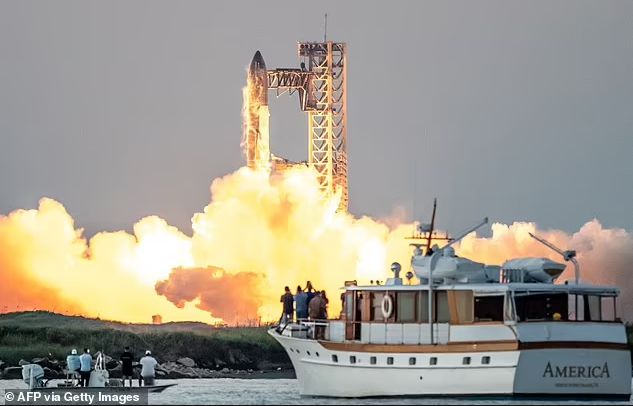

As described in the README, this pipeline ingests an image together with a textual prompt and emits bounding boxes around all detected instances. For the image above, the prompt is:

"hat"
[71,349,77,355]
[145,350,151,355]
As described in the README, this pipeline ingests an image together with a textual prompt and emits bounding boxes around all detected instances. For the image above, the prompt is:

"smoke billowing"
[1,169,632,324]
[155,267,264,325]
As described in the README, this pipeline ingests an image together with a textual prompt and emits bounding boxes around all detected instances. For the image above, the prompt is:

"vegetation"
[0,312,289,370]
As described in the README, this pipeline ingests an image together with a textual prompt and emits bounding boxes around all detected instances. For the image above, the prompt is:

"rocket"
[246,50,270,170]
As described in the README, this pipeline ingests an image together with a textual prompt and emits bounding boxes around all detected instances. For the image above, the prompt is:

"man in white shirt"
[139,350,158,386]
[78,348,92,387]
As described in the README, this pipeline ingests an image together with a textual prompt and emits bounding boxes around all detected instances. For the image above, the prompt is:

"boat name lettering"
[542,362,610,379]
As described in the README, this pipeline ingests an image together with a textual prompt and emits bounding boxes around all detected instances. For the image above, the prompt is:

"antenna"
[323,13,328,42]
[442,217,489,249]
[528,232,579,285]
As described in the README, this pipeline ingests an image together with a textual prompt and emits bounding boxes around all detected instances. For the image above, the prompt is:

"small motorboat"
[22,351,177,394]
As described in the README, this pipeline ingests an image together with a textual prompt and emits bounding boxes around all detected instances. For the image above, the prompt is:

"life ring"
[381,294,393,319]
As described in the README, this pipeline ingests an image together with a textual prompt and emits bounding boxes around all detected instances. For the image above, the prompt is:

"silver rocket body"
[246,51,270,169]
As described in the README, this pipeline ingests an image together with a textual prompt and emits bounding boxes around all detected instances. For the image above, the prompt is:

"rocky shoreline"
[1,356,295,381]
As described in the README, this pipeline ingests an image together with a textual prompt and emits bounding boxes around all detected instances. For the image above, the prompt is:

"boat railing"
[297,319,330,340]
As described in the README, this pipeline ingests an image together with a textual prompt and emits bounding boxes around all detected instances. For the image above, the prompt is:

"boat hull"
[269,329,631,399]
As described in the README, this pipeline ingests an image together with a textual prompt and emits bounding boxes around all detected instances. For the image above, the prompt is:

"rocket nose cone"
[250,50,267,72]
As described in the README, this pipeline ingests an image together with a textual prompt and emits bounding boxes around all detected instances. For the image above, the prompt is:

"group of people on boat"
[65,346,159,387]
[279,281,329,327]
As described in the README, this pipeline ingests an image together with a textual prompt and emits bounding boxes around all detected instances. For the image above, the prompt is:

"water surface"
[1,379,632,405]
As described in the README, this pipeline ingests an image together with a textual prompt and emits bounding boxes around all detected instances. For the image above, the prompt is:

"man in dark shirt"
[280,286,294,324]
[120,346,134,387]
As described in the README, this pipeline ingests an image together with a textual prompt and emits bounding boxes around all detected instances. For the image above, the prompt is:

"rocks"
[177,357,196,368]
[18,359,29,366]
[3,366,23,379]
[159,362,200,379]
[0,360,5,371]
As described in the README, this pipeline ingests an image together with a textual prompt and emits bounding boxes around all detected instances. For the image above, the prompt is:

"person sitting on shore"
[65,349,81,385]
[78,348,92,387]
[120,346,135,387]
[139,350,158,387]
[294,286,308,321]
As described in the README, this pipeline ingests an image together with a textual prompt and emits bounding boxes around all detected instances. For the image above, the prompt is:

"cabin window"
[601,297,617,321]
[474,295,504,322]
[409,357,416,365]
[397,292,417,322]
[435,291,450,323]
[430,357,437,365]
[370,356,377,365]
[585,295,601,321]
[349,356,356,364]
[387,357,394,365]
[515,293,568,321]
[416,291,429,323]
[482,356,491,365]
[360,292,373,321]
[462,357,471,365]
[345,292,356,321]
[332,355,338,363]
[449,291,474,324]
[372,292,385,322]
[316,352,320,357]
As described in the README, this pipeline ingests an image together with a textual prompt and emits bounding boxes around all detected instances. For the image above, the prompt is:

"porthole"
[409,357,416,365]
[350,355,356,364]
[387,357,394,365]
[315,352,320,357]
[482,356,490,365]
[370,356,377,365]
[463,357,471,365]
[430,357,437,366]
[332,354,338,363]
[307,351,311,356]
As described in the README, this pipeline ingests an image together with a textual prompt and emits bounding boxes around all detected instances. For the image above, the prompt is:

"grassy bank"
[0,312,289,371]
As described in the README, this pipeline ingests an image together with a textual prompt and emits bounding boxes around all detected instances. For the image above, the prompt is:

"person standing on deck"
[280,286,294,324]
[120,346,135,387]
[305,281,316,305]
[295,286,308,320]
[139,350,158,387]
[308,292,327,339]
[78,348,92,387]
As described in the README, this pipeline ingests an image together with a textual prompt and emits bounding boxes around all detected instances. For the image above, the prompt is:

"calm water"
[1,379,632,405]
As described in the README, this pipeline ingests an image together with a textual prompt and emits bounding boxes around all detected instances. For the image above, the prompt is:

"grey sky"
[1,0,632,237]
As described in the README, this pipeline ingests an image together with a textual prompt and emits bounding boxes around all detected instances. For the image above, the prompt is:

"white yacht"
[269,201,632,399]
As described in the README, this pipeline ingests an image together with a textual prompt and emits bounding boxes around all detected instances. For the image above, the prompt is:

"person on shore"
[120,346,135,387]
[139,350,158,387]
[280,286,294,324]
[294,286,308,321]
[65,349,81,385]
[78,348,92,387]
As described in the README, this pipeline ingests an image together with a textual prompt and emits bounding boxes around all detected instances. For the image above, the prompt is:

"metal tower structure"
[247,42,348,211]
[256,42,347,211]
[298,42,348,212]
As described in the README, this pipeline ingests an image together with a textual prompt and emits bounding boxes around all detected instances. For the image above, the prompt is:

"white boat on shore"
[269,202,632,399]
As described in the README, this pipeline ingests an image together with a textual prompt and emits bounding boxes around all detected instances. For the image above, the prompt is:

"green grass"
[0,312,288,369]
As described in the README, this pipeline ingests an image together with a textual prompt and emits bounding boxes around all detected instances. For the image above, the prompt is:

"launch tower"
[247,42,348,211]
